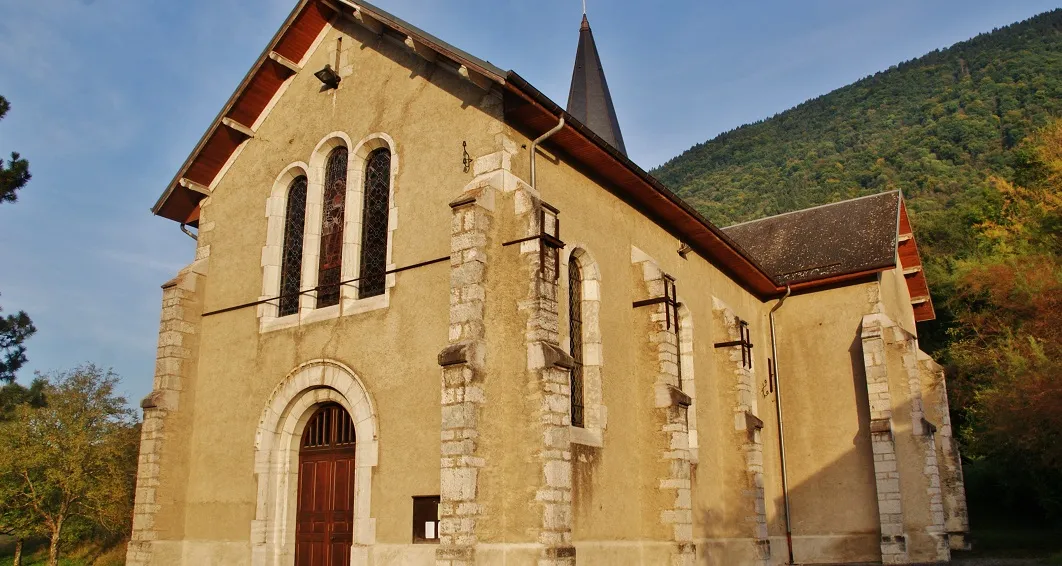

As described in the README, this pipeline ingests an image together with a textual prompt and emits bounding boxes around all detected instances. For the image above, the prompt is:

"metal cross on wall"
[632,273,680,330]
[502,202,565,281]
[715,317,754,369]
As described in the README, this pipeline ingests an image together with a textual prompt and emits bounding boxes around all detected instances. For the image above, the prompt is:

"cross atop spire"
[566,12,627,155]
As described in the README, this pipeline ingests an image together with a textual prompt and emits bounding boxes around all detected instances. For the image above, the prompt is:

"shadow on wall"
[697,324,961,566]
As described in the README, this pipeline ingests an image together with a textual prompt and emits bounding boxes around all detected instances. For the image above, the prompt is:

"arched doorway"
[296,403,356,566]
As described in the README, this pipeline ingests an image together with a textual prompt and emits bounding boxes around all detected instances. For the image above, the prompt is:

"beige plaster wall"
[880,262,918,336]
[155,18,508,559]
[522,137,786,561]
[772,282,883,564]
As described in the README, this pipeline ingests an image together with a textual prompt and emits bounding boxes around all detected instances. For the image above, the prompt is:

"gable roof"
[566,14,627,155]
[723,191,935,321]
[724,192,901,285]
[150,0,935,313]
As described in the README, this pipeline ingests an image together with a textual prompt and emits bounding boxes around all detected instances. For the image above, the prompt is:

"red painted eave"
[898,200,936,322]
[152,0,331,223]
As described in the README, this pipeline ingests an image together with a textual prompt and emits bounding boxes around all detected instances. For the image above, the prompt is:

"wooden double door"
[295,404,356,566]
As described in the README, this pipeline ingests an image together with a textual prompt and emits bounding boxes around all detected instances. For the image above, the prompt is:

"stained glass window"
[359,148,391,298]
[279,176,308,317]
[318,147,348,308]
[568,256,585,428]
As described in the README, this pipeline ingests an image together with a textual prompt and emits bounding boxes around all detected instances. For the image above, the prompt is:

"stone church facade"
[128,1,969,564]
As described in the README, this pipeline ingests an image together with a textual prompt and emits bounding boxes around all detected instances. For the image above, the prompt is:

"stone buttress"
[437,134,577,565]
[632,249,697,566]
[515,185,578,566]
[126,257,208,566]
[436,180,494,566]
[711,298,770,566]
[861,313,953,564]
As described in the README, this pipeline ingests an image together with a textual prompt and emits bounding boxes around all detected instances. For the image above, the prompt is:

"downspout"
[530,117,565,190]
[180,223,198,241]
[770,284,793,564]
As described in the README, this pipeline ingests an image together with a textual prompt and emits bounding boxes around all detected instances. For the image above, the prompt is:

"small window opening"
[412,496,440,544]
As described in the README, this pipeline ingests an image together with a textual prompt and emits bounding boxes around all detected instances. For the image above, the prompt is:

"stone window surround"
[560,245,606,448]
[252,359,380,566]
[259,132,400,333]
[676,300,699,462]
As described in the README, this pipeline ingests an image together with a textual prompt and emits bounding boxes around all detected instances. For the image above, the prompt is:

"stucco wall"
[772,282,883,563]
[148,18,507,564]
[524,135,786,564]
[880,261,917,336]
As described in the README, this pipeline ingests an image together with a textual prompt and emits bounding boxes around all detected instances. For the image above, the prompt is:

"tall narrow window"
[568,256,585,427]
[318,147,348,308]
[359,148,391,298]
[279,176,308,317]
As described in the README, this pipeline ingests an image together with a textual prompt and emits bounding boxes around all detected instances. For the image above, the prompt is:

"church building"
[128,1,969,564]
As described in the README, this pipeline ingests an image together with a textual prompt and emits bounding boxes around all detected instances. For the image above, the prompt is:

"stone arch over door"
[252,360,379,566]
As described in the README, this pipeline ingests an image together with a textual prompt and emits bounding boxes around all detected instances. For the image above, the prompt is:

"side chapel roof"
[723,191,935,321]
[150,0,934,315]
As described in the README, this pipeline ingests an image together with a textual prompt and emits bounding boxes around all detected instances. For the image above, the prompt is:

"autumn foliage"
[946,120,1062,519]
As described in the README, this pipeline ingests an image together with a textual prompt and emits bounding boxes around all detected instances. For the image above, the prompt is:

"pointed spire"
[566,12,627,155]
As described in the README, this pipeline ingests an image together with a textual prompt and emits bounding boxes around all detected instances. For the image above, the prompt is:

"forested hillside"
[654,8,1062,276]
[653,9,1062,522]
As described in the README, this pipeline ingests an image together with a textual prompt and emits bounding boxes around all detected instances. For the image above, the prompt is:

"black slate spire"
[566,13,627,155]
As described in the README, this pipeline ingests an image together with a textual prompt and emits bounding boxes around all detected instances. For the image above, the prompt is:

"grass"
[951,526,1062,564]
[0,539,126,566]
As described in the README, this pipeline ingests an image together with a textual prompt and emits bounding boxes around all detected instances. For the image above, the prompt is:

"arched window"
[300,403,356,449]
[568,255,585,428]
[278,176,308,317]
[358,148,391,298]
[318,147,348,308]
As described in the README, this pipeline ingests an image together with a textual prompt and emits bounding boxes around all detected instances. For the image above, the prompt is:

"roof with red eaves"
[152,0,935,316]
[723,192,935,322]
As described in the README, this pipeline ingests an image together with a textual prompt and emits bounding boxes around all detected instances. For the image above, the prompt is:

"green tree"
[946,121,1062,519]
[0,302,36,383]
[0,365,139,566]
[0,95,31,204]
[0,477,41,566]
[0,94,37,383]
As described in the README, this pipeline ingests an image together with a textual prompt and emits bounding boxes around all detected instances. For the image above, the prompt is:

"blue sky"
[0,0,1057,404]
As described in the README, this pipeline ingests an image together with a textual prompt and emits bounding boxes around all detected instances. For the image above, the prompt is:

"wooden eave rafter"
[896,200,936,322]
[152,0,333,224]
[152,0,507,226]
[268,51,302,73]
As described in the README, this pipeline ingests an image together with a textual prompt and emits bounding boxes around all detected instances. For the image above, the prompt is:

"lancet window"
[359,148,391,298]
[569,255,585,427]
[279,176,308,317]
[318,147,348,308]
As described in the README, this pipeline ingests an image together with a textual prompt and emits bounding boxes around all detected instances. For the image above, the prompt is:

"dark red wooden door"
[295,404,356,566]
